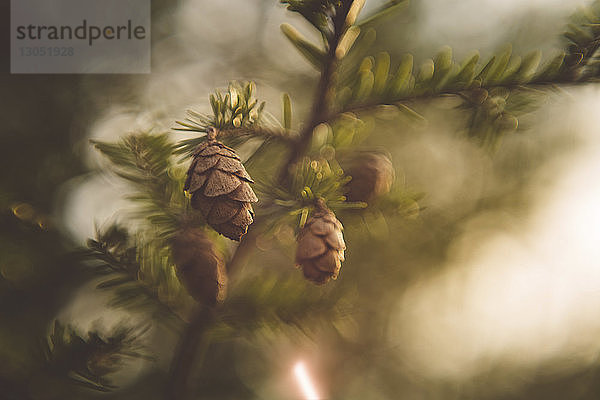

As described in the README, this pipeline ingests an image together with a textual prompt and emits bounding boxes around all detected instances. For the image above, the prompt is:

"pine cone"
[184,134,258,241]
[343,152,394,203]
[295,201,346,285]
[170,228,227,305]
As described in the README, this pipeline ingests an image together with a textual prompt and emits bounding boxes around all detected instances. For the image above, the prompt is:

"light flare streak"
[293,361,320,400]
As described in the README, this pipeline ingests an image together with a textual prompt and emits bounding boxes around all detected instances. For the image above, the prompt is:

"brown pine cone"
[343,151,394,203]
[170,228,227,305]
[184,132,258,241]
[295,200,346,285]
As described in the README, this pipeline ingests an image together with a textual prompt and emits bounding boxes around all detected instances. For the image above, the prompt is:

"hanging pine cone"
[295,200,346,285]
[184,128,258,241]
[170,227,227,305]
[343,151,394,204]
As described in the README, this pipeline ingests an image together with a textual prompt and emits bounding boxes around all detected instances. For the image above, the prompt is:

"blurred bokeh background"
[2,0,600,399]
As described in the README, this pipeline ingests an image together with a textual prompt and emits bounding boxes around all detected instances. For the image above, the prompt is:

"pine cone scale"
[214,223,247,241]
[215,147,239,159]
[309,219,330,235]
[204,169,242,196]
[207,198,240,224]
[315,251,341,274]
[186,172,208,193]
[191,192,213,217]
[302,263,330,284]
[193,155,220,174]
[325,229,345,249]
[296,233,327,260]
[197,145,224,157]
[229,182,259,202]
[231,204,254,227]
[215,157,244,172]
[233,168,253,182]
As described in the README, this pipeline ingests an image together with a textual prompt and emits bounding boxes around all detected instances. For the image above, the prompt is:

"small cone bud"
[184,129,258,241]
[469,88,489,104]
[295,200,346,285]
[170,228,227,305]
[343,152,394,203]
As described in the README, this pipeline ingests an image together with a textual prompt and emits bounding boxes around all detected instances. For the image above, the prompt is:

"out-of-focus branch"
[163,306,215,400]
[327,76,600,123]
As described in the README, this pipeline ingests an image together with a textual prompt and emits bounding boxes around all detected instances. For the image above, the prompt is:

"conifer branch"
[277,0,356,184]
[92,133,187,236]
[329,78,589,120]
[322,3,600,135]
[86,236,186,325]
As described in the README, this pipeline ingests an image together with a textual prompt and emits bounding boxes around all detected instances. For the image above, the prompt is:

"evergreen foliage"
[42,320,152,392]
[5,0,600,398]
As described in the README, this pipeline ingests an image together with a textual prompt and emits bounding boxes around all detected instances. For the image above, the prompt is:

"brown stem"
[277,1,355,184]
[163,306,215,400]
